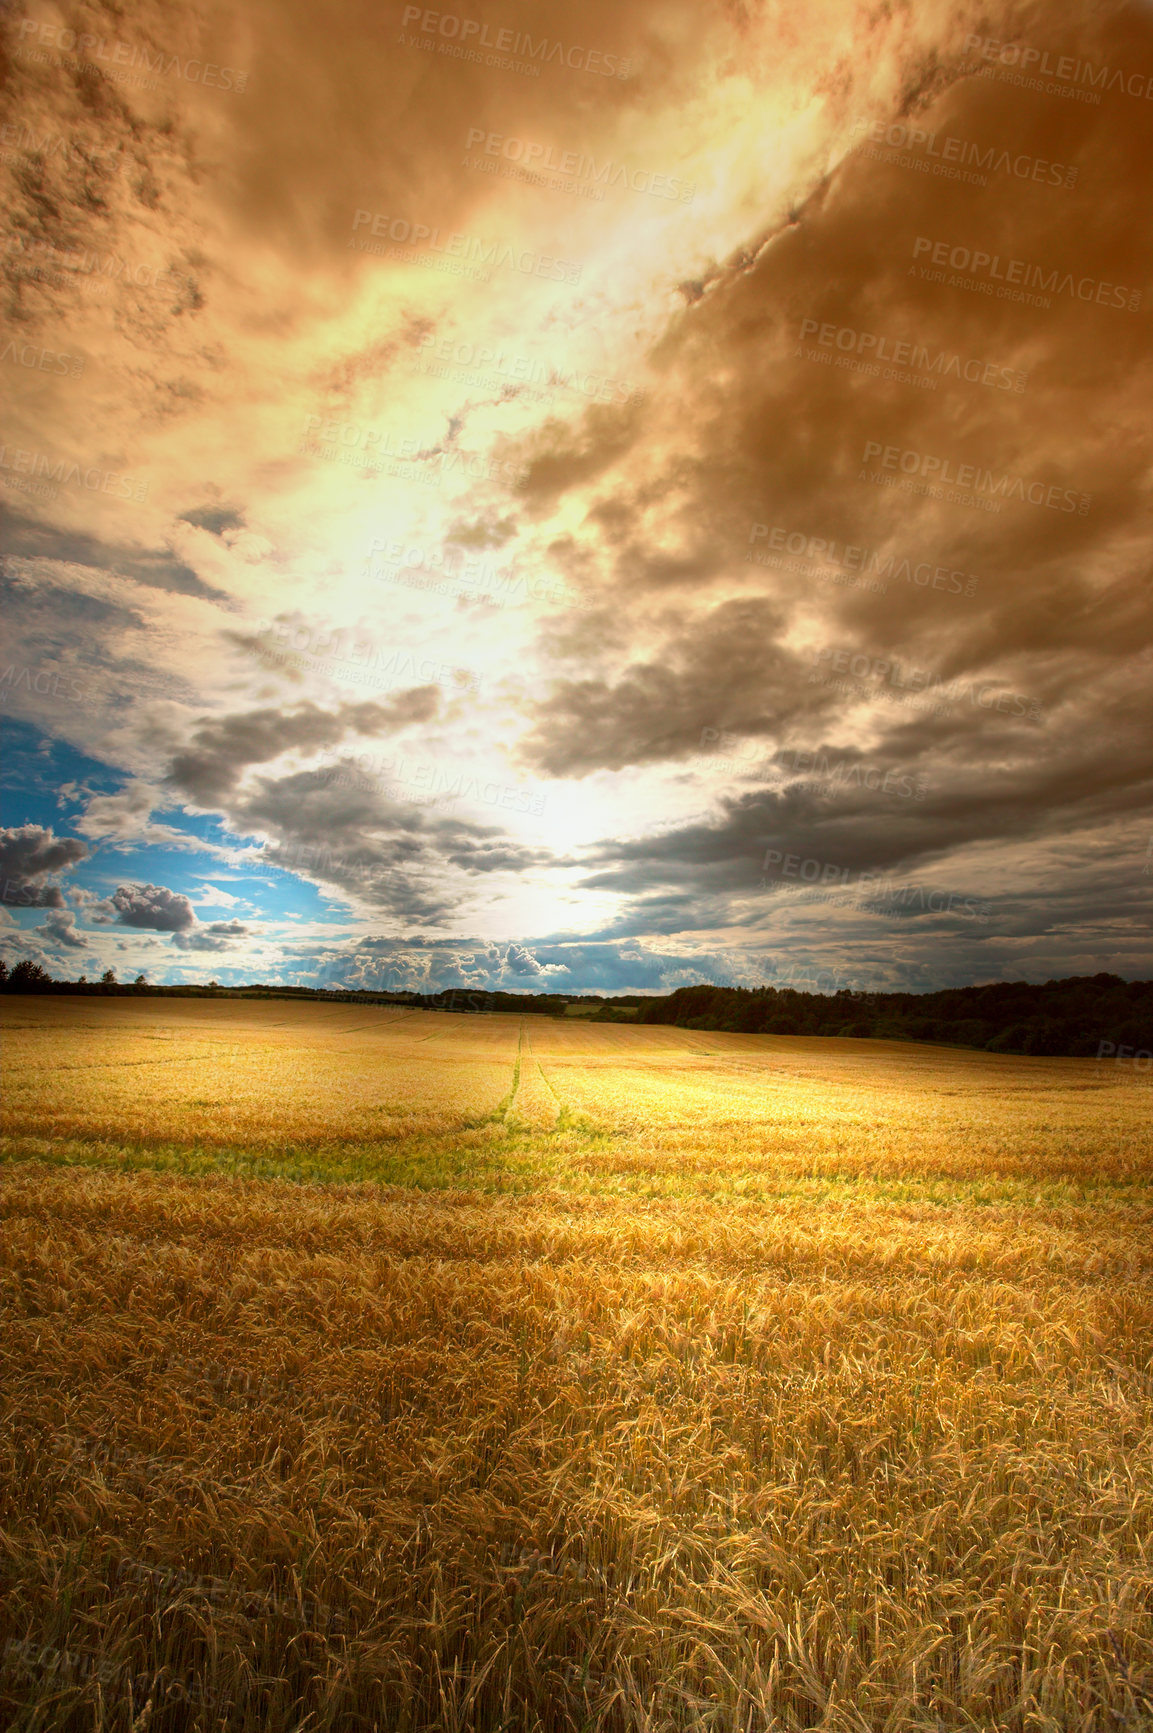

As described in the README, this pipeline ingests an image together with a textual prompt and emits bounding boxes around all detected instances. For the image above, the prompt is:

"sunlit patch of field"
[1,998,1147,1197]
[1,998,1151,1730]
[0,999,530,1186]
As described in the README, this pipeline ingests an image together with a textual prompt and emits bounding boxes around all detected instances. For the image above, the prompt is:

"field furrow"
[505,1024,561,1132]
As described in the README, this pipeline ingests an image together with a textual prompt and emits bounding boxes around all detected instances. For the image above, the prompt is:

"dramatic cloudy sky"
[2,0,1151,994]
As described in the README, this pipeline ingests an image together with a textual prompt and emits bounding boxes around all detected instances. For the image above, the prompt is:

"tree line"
[3,961,1149,1057]
[638,975,1152,1057]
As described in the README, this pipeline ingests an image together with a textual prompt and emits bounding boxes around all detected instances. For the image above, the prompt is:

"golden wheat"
[1,997,1150,1730]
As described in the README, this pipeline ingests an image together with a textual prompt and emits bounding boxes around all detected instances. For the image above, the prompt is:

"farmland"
[1,996,1151,1730]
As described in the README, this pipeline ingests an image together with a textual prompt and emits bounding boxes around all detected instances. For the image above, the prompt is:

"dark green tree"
[7,959,52,992]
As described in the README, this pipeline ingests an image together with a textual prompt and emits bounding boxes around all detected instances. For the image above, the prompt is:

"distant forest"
[2,960,1150,1059]
[638,976,1153,1059]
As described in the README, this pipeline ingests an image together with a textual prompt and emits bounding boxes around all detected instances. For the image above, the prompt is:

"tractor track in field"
[503,1023,561,1132]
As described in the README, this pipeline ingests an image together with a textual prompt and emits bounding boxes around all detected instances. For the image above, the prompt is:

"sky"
[1,0,1151,996]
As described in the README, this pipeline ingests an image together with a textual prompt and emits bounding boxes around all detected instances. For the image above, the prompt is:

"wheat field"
[1,997,1151,1731]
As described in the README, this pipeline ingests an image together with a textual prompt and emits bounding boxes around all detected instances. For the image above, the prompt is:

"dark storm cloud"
[0,515,229,600]
[579,730,1153,908]
[178,505,245,535]
[100,884,254,950]
[241,761,552,924]
[569,789,1153,994]
[514,9,1153,763]
[0,565,143,632]
[172,917,249,951]
[166,690,442,805]
[108,882,197,932]
[0,566,149,713]
[502,2,1153,973]
[0,823,88,905]
[443,837,553,874]
[521,597,797,776]
[157,681,555,927]
[1,4,223,338]
[4,0,1150,991]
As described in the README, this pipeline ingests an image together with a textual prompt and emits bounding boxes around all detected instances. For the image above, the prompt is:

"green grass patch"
[2,1133,1150,1212]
